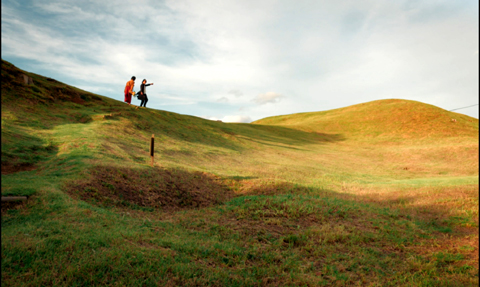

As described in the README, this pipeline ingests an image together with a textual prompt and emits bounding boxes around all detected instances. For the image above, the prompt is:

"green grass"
[1,59,478,286]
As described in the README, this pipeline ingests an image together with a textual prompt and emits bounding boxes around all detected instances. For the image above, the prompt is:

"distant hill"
[253,99,478,141]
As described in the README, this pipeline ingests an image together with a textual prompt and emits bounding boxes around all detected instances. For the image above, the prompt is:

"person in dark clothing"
[139,79,154,108]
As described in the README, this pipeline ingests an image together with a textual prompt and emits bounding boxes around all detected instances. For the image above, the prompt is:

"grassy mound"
[253,99,478,141]
[65,166,234,211]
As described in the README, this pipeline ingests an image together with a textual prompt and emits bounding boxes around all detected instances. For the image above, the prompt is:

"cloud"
[228,89,243,97]
[252,92,284,105]
[1,0,478,120]
[202,115,252,123]
[216,97,229,103]
[222,115,252,123]
[154,94,197,106]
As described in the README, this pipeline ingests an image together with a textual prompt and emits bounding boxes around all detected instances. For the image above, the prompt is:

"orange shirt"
[125,79,135,94]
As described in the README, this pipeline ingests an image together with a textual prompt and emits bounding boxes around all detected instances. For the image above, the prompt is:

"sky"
[2,0,478,122]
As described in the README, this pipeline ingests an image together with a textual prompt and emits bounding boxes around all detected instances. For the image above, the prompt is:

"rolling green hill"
[253,99,478,141]
[2,59,478,286]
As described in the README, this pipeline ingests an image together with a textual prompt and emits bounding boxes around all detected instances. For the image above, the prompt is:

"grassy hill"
[253,99,478,141]
[1,59,478,286]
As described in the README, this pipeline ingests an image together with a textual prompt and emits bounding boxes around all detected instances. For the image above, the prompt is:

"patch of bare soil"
[1,162,36,175]
[64,166,235,212]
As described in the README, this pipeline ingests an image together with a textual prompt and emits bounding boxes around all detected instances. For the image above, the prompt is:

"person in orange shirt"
[124,76,136,104]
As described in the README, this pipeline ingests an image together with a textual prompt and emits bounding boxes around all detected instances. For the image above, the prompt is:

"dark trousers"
[140,94,148,107]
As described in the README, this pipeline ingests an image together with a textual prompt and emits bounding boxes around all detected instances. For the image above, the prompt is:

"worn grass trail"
[1,59,479,286]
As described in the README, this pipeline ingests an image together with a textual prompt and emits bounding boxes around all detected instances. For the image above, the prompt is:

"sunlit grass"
[1,59,478,286]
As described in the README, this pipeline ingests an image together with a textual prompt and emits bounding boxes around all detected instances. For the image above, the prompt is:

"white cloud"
[253,92,284,105]
[216,97,229,103]
[228,89,243,97]
[222,115,252,123]
[155,94,197,106]
[201,115,252,123]
[202,116,220,121]
[1,0,478,119]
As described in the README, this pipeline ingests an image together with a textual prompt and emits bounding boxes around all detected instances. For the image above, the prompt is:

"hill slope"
[1,59,479,286]
[253,99,478,141]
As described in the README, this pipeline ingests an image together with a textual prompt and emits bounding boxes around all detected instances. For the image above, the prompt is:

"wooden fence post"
[150,134,154,167]
[1,196,28,202]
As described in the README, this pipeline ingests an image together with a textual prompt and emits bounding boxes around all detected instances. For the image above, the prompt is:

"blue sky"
[2,0,478,122]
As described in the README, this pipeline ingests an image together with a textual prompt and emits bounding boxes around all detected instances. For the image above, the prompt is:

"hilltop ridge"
[1,59,104,106]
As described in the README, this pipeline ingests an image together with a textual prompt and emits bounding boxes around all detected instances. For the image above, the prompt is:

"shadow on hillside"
[112,108,347,152]
[241,138,309,150]
[325,185,479,267]
[234,180,478,262]
[242,124,346,147]
[317,185,478,248]
[172,120,345,152]
[1,124,59,175]
[335,185,480,228]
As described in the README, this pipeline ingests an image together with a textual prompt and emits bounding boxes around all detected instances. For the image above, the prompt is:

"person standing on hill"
[124,76,136,105]
[139,79,154,108]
